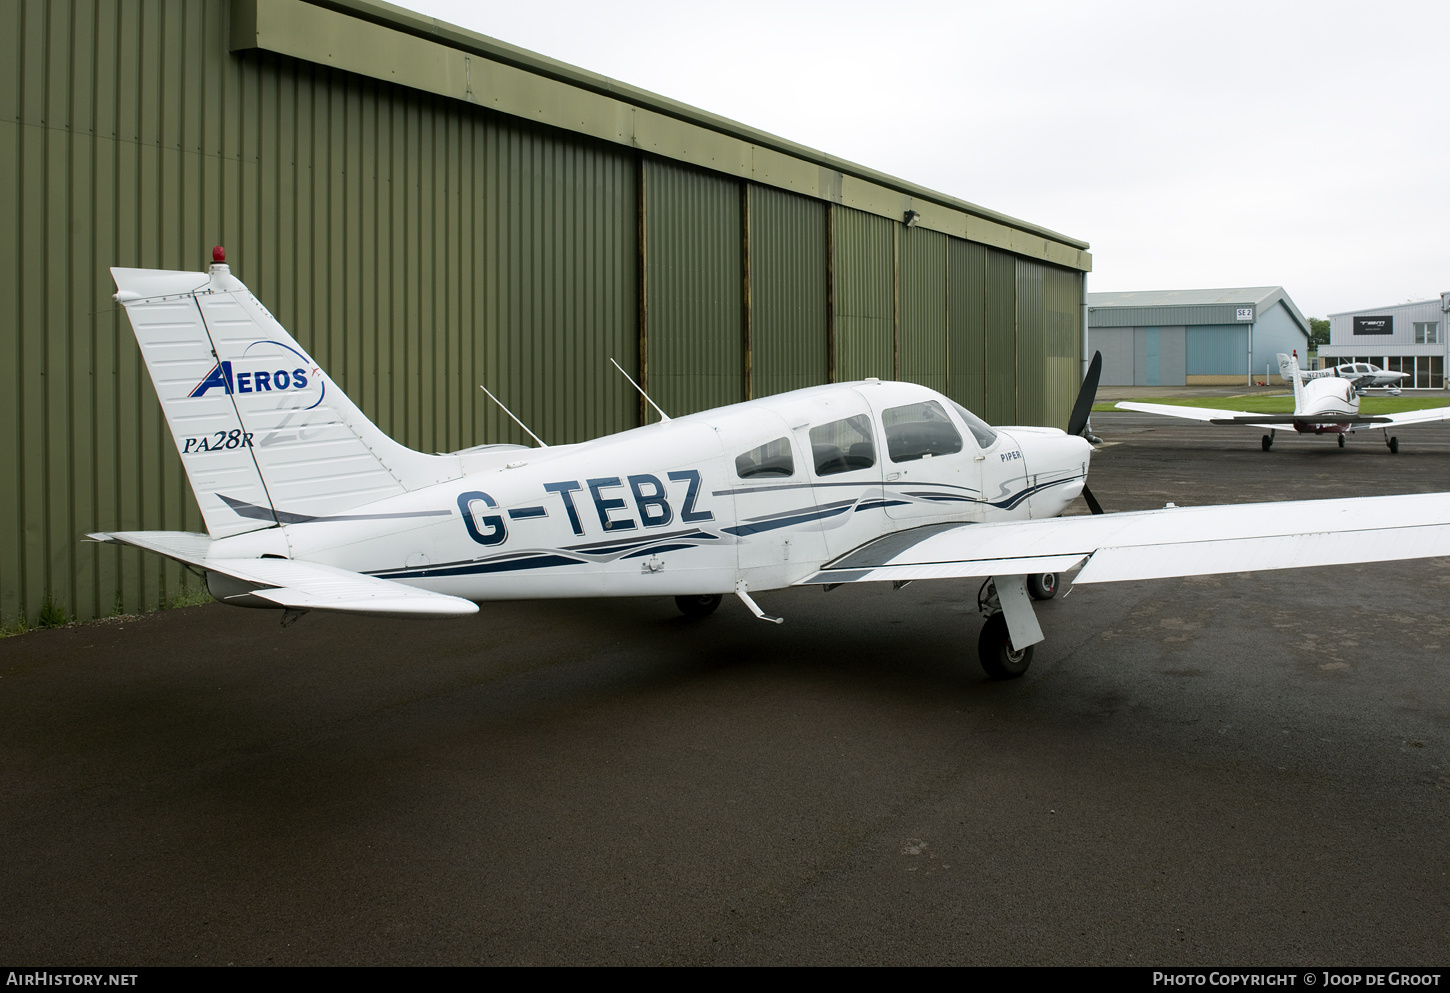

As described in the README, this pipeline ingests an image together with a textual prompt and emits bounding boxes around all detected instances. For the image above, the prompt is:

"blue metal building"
[1088,287,1310,386]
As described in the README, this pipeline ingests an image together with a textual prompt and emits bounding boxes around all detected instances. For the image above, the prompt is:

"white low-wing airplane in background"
[1118,353,1450,452]
[1303,360,1409,392]
[91,254,1450,679]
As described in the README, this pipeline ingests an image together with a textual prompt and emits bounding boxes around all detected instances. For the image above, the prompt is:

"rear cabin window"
[883,401,963,462]
[735,437,795,479]
[810,415,876,476]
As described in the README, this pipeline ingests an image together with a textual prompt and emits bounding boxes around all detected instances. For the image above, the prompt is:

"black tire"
[675,594,722,618]
[1261,434,1272,451]
[1389,436,1399,454]
[978,612,1033,679]
[1027,572,1058,601]
[1338,433,1346,448]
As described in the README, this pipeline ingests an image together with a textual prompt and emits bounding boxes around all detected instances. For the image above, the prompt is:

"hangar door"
[1094,327,1186,386]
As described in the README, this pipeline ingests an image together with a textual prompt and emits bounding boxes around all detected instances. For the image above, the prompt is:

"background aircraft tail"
[111,254,464,539]
[1277,353,1305,410]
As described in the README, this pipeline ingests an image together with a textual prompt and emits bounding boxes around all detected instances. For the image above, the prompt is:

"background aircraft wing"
[1115,401,1287,432]
[799,492,1450,586]
[89,531,479,618]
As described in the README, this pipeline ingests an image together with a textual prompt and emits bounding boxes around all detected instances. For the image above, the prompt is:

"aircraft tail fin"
[111,255,464,539]
[1277,352,1305,410]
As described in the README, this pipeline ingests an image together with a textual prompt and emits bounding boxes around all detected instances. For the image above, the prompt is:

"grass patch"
[163,585,214,610]
[0,584,213,639]
[1094,396,1450,415]
[37,594,71,629]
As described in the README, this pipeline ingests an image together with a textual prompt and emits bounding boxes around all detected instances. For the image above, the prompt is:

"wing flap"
[797,492,1450,587]
[806,554,1087,584]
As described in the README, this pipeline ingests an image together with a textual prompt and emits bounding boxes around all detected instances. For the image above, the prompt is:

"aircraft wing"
[1115,401,1288,432]
[1379,406,1450,427]
[88,531,479,618]
[799,492,1450,587]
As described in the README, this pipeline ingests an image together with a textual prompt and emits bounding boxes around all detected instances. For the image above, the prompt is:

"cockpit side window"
[735,437,795,479]
[883,401,963,462]
[809,414,876,476]
[949,400,998,449]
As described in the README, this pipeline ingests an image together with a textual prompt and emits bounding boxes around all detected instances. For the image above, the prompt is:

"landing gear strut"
[976,576,1043,679]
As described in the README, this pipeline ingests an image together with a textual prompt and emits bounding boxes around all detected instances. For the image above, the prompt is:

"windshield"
[949,400,998,448]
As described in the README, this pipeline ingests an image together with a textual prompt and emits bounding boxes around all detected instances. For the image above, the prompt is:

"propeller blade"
[1081,483,1104,516]
[1066,351,1103,438]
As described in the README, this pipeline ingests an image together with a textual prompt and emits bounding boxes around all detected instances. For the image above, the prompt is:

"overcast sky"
[400,0,1448,320]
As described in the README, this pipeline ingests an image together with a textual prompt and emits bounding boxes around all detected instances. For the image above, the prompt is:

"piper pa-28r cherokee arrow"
[92,252,1450,679]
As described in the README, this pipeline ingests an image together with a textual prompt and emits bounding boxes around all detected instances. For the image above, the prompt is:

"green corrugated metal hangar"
[0,0,1093,627]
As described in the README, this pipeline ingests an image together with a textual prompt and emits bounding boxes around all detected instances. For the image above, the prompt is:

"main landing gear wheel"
[1338,433,1346,448]
[1027,573,1058,601]
[1388,436,1399,453]
[675,594,722,618]
[1261,434,1273,451]
[978,612,1033,680]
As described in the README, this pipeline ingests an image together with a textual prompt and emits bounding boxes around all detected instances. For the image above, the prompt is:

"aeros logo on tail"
[188,341,323,409]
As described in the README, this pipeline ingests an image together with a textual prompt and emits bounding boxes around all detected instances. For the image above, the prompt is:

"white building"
[1318,294,1450,389]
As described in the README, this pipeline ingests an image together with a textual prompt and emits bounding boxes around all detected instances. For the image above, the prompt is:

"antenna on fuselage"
[609,357,671,422]
[479,385,548,447]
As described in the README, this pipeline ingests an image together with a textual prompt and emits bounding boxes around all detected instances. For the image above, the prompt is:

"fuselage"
[1291,376,1359,434]
[206,380,1093,601]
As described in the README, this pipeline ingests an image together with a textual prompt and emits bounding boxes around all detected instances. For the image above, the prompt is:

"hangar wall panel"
[1094,328,1136,386]
[833,208,895,382]
[1015,259,1081,427]
[644,159,744,419]
[748,185,828,399]
[946,240,987,415]
[898,227,948,394]
[1186,326,1250,375]
[984,248,1018,423]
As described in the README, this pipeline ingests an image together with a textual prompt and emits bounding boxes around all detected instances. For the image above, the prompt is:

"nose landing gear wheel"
[978,612,1033,679]
[1027,573,1058,601]
[675,594,722,618]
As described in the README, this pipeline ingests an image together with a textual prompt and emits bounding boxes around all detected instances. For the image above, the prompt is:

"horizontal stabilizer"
[89,531,478,619]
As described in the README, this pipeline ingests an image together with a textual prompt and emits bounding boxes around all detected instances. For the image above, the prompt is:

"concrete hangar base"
[1,414,1446,966]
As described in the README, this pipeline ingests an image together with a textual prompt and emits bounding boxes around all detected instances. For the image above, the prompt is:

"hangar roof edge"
[1088,286,1309,336]
[293,0,1090,257]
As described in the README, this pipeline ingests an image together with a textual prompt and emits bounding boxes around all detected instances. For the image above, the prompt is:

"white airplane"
[1117,353,1450,452]
[1303,359,1409,393]
[90,254,1450,680]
